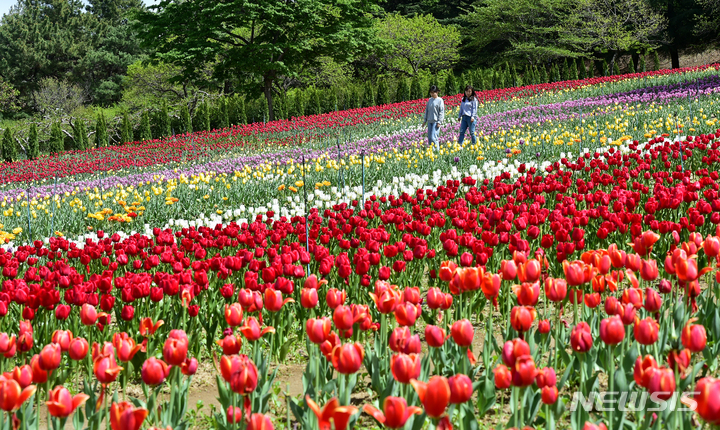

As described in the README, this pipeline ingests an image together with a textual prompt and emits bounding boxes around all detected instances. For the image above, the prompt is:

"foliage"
[139,110,152,142]
[27,122,38,159]
[0,78,21,116]
[179,103,192,134]
[1,127,13,162]
[372,13,461,76]
[95,111,108,148]
[49,121,64,153]
[72,119,88,150]
[32,78,86,119]
[121,111,133,144]
[135,0,380,121]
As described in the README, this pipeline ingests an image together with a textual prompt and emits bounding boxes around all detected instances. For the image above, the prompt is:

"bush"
[154,102,171,138]
[180,103,192,134]
[95,112,108,148]
[639,55,646,73]
[362,82,375,108]
[577,59,587,80]
[49,122,64,153]
[2,128,15,162]
[121,111,133,144]
[444,73,457,96]
[377,79,389,105]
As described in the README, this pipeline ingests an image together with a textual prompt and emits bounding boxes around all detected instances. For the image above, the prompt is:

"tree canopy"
[135,0,380,121]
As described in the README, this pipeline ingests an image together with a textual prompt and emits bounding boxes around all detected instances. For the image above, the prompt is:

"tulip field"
[2,65,720,430]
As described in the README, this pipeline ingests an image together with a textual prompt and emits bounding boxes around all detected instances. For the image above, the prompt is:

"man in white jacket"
[422,85,445,151]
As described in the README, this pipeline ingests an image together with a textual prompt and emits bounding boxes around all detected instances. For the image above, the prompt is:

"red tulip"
[646,367,675,401]
[264,288,294,312]
[410,376,450,418]
[667,349,691,373]
[703,236,720,258]
[538,319,551,334]
[600,316,625,345]
[518,259,541,283]
[227,406,243,424]
[216,335,242,355]
[300,288,319,309]
[494,364,512,389]
[331,343,364,374]
[363,396,421,429]
[306,396,358,430]
[68,338,89,361]
[113,333,142,362]
[388,327,420,354]
[694,377,720,425]
[639,259,659,281]
[394,302,420,327]
[247,413,275,430]
[500,259,517,280]
[570,322,593,353]
[9,365,33,388]
[438,261,458,282]
[0,378,36,411]
[481,273,501,302]
[510,306,536,333]
[544,278,567,302]
[633,355,658,388]
[390,353,421,384]
[425,325,446,348]
[450,319,474,347]
[219,354,258,394]
[535,367,557,388]
[109,401,148,430]
[563,261,588,286]
[333,305,355,330]
[139,318,164,337]
[502,338,530,367]
[681,318,707,352]
[513,282,540,306]
[426,287,452,310]
[46,386,89,417]
[634,318,659,345]
[306,317,332,345]
[93,353,123,385]
[39,343,62,371]
[181,357,198,376]
[224,303,244,327]
[448,374,473,404]
[326,288,346,309]
[511,355,537,387]
[644,287,662,313]
[80,304,97,326]
[0,333,16,357]
[163,330,189,366]
[239,317,275,341]
[141,357,170,386]
[541,385,559,404]
[51,330,73,352]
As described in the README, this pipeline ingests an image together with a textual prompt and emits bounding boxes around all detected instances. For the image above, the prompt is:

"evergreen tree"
[1,128,12,162]
[139,111,152,142]
[95,112,108,148]
[540,65,549,83]
[121,111,133,144]
[613,61,620,76]
[510,64,519,87]
[154,102,171,138]
[561,58,570,81]
[194,101,208,131]
[639,55,646,73]
[444,73,457,96]
[570,59,579,80]
[601,59,609,76]
[180,103,192,133]
[28,123,39,159]
[310,88,322,115]
[73,120,85,150]
[628,56,636,73]
[237,97,247,124]
[362,82,375,107]
[219,97,229,128]
[410,77,422,100]
[79,121,89,150]
[330,90,338,112]
[259,95,269,122]
[377,79,389,105]
[49,122,64,153]
[577,59,587,80]
[294,92,305,117]
[652,51,660,71]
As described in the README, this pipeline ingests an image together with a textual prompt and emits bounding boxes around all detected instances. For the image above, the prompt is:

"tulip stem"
[608,345,615,429]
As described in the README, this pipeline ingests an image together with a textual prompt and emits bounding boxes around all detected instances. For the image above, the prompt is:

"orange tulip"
[0,378,36,411]
[46,386,89,417]
[633,318,659,345]
[139,318,164,337]
[306,396,358,430]
[224,303,244,327]
[113,333,142,362]
[331,343,364,375]
[109,401,148,430]
[410,376,450,418]
[363,396,421,429]
[633,355,657,388]
[544,278,567,302]
[513,282,540,306]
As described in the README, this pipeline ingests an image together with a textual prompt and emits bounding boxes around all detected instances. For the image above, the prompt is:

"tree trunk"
[670,48,680,69]
[264,77,275,122]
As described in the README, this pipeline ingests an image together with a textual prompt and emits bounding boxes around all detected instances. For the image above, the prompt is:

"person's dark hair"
[462,85,476,102]
[429,85,440,95]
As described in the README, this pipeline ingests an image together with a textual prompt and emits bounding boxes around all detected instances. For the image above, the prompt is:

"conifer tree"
[652,51,660,70]
[180,103,192,133]
[569,59,578,80]
[1,128,13,162]
[639,55,646,73]
[410,77,422,100]
[377,79,389,105]
[121,111,133,144]
[219,97,229,128]
[445,73,458,96]
[49,122,64,153]
[139,111,152,142]
[95,112,109,148]
[73,120,85,150]
[613,61,620,75]
[28,123,39,159]
[577,59,587,80]
[628,57,636,73]
[362,82,375,107]
[155,102,171,138]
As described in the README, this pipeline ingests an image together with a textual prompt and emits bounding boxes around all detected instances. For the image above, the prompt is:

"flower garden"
[1,64,720,429]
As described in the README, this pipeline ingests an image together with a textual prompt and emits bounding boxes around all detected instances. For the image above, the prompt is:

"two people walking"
[422,84,478,150]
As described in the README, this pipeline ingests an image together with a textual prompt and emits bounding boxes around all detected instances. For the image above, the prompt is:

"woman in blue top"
[458,85,478,145]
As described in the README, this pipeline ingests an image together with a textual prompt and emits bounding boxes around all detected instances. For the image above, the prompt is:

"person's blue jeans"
[428,122,439,149]
[458,116,476,145]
